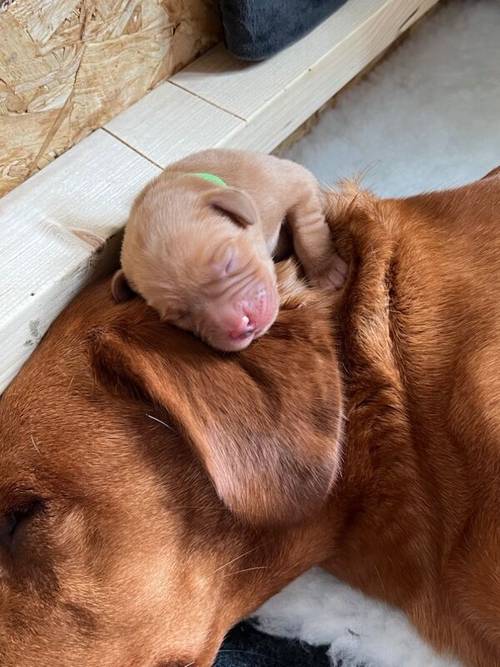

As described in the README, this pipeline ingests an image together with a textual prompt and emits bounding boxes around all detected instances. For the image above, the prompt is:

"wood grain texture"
[106,81,244,168]
[170,0,439,119]
[0,0,221,197]
[0,130,160,392]
[111,0,440,162]
[221,0,440,154]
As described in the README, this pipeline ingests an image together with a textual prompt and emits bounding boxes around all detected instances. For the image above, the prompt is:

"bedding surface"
[216,622,332,666]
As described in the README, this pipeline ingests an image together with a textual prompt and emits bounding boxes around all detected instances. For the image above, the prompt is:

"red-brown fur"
[0,169,499,666]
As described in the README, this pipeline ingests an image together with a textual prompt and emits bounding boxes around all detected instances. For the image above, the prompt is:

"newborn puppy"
[112,149,346,351]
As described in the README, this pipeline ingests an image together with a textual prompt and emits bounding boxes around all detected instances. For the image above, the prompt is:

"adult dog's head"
[0,261,343,667]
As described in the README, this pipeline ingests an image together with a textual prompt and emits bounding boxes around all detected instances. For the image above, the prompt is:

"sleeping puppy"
[111,149,347,351]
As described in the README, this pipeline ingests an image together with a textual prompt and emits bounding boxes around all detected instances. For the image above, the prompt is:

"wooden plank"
[105,82,244,168]
[0,130,160,392]
[2,130,161,240]
[108,0,439,165]
[171,0,439,121]
[220,0,440,153]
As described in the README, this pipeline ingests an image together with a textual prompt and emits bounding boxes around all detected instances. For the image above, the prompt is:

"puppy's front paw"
[311,253,348,291]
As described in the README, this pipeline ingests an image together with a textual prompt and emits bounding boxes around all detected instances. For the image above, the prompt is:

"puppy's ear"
[90,285,342,526]
[205,187,259,227]
[111,270,135,303]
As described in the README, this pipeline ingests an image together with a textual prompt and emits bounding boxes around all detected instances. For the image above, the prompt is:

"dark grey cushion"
[218,0,350,61]
[215,621,332,666]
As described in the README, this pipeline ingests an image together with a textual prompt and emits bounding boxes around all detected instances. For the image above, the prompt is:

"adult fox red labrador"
[0,168,499,667]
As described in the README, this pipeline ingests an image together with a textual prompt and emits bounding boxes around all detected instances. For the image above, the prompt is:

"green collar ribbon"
[189,172,227,187]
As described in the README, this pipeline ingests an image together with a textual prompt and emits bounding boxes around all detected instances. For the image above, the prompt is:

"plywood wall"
[0,0,221,197]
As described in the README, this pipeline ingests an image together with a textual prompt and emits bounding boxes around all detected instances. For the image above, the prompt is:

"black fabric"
[215,621,332,666]
[218,0,350,61]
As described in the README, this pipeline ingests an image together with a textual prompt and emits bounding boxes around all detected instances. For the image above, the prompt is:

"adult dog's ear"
[90,279,343,526]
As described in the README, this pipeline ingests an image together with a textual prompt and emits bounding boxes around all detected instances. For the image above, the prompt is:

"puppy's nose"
[228,315,255,340]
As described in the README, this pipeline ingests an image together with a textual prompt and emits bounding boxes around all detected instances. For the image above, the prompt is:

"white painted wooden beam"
[107,0,439,165]
[0,131,160,392]
[106,82,244,167]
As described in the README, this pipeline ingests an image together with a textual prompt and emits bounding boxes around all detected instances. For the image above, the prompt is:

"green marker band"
[189,172,227,187]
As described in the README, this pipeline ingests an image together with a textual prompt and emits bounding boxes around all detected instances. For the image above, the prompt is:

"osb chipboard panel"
[0,0,221,197]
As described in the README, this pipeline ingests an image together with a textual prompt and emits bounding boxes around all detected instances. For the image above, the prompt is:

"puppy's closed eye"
[210,243,239,279]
